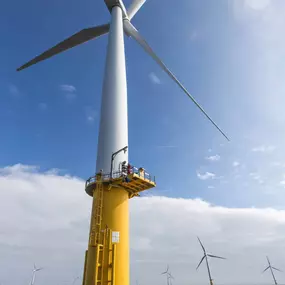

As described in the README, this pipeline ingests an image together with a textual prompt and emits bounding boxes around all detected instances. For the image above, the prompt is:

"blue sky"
[1,0,285,209]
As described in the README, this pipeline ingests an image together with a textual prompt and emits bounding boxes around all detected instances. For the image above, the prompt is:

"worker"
[124,176,130,183]
[138,167,144,177]
[121,161,127,182]
[121,161,127,175]
[127,163,132,175]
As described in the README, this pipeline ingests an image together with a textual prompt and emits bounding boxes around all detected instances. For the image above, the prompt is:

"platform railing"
[85,166,156,188]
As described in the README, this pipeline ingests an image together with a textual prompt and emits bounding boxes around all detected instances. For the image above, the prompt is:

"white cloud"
[156,145,177,149]
[249,172,264,184]
[252,145,276,153]
[233,161,240,167]
[270,162,285,168]
[2,165,285,285]
[60,84,77,100]
[207,185,215,189]
[205,155,220,162]
[149,72,161,84]
[197,171,216,180]
[85,107,97,123]
[60,84,76,93]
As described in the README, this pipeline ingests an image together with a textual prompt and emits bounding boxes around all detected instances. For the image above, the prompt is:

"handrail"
[85,166,155,187]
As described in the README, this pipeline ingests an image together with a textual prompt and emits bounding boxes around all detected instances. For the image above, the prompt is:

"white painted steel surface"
[96,6,128,174]
[127,0,146,20]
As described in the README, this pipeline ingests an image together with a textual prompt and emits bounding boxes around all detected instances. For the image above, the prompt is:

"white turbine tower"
[17,0,228,175]
[30,264,43,285]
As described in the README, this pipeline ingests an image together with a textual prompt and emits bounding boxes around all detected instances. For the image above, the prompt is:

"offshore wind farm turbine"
[17,1,228,285]
[262,256,282,285]
[161,265,170,285]
[30,264,43,285]
[196,237,226,285]
[161,265,174,285]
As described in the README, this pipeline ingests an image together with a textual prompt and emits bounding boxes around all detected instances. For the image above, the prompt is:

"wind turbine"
[196,237,226,285]
[17,1,228,285]
[262,256,282,285]
[161,265,174,285]
[30,264,43,285]
[161,265,170,285]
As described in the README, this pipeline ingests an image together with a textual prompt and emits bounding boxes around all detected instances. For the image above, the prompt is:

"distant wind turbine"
[161,265,173,285]
[30,264,43,285]
[262,256,282,285]
[196,237,226,285]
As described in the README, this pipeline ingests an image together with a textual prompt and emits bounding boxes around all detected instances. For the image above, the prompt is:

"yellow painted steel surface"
[84,185,129,285]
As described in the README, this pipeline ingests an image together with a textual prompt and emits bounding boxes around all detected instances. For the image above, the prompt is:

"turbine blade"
[127,0,146,20]
[262,266,270,273]
[124,21,229,141]
[196,255,206,270]
[17,24,109,71]
[207,254,226,260]
[161,264,169,275]
[272,267,282,272]
[197,237,206,254]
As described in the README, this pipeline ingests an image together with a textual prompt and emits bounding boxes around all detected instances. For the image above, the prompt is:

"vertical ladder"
[89,173,105,285]
[89,173,104,246]
[85,173,116,285]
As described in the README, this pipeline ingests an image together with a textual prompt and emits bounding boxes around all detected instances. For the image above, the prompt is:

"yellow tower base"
[84,186,129,285]
[83,168,156,285]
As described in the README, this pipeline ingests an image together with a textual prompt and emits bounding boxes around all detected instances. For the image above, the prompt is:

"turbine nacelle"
[105,0,146,21]
[104,0,128,20]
